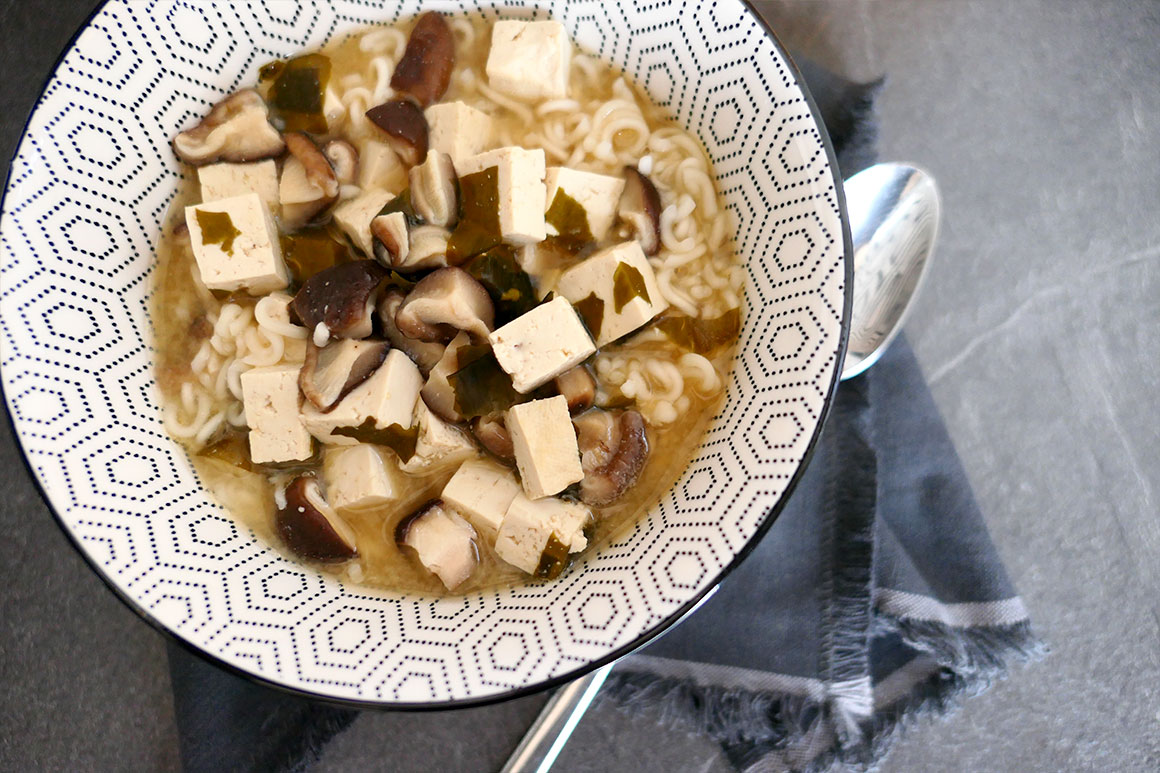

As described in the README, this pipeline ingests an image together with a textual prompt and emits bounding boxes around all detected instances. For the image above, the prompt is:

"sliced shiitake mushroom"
[376,289,446,373]
[173,89,285,166]
[409,150,459,228]
[299,337,390,411]
[573,409,649,506]
[365,99,428,167]
[619,166,662,256]
[471,412,514,462]
[276,475,357,562]
[323,139,359,186]
[290,260,387,339]
[280,132,340,230]
[421,331,470,422]
[371,211,410,267]
[554,366,596,414]
[395,267,494,343]
[395,499,478,590]
[390,11,455,108]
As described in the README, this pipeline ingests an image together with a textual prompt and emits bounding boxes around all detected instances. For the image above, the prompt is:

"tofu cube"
[485,20,571,102]
[301,350,423,445]
[332,187,396,257]
[457,147,546,244]
[399,399,478,474]
[506,395,583,499]
[441,458,522,538]
[554,241,668,347]
[425,101,496,167]
[240,364,313,464]
[495,493,589,575]
[545,167,625,241]
[401,506,478,590]
[185,193,288,294]
[198,160,279,214]
[489,296,596,393]
[322,444,400,511]
[357,138,408,193]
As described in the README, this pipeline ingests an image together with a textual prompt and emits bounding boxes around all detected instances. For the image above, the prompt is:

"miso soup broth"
[154,12,743,596]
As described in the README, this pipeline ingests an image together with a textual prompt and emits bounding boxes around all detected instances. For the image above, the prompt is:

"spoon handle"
[500,664,612,773]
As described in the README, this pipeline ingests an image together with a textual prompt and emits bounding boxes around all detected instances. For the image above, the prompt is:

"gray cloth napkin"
[165,62,1042,772]
[595,63,1044,772]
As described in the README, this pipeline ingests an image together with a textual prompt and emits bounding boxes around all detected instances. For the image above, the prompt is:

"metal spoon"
[501,162,941,773]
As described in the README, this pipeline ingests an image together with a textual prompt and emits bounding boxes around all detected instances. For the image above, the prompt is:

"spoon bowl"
[842,163,940,380]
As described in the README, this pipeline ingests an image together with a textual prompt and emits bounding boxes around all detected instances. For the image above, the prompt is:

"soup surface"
[154,12,743,595]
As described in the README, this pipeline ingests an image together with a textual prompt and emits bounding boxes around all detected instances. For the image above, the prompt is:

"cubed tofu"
[457,147,546,244]
[506,395,583,499]
[185,193,289,294]
[489,296,596,393]
[441,458,522,537]
[494,493,589,575]
[301,350,423,445]
[485,20,571,102]
[332,187,396,257]
[553,241,668,347]
[545,167,625,241]
[425,101,496,167]
[322,444,400,511]
[198,160,279,214]
[399,399,478,474]
[357,138,408,192]
[240,364,313,464]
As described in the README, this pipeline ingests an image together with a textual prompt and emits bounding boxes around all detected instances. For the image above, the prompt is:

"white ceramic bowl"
[0,0,850,707]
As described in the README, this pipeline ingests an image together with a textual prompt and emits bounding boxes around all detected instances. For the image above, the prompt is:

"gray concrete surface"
[2,1,1158,771]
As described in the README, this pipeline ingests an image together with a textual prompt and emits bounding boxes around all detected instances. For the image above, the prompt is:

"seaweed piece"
[197,432,253,471]
[446,167,501,263]
[280,228,352,283]
[545,189,593,251]
[331,419,419,463]
[195,210,241,255]
[466,245,538,323]
[534,533,571,580]
[654,307,742,355]
[573,292,605,340]
[612,261,651,312]
[268,53,331,134]
[447,345,523,419]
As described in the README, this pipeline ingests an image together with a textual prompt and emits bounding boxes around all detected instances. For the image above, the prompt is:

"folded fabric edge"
[598,615,1046,773]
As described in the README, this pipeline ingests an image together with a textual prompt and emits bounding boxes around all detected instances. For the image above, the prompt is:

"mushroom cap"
[574,409,649,506]
[276,476,358,562]
[554,366,596,414]
[280,132,340,230]
[390,11,455,108]
[299,337,390,411]
[420,331,471,422]
[290,260,388,339]
[366,99,429,167]
[376,289,447,373]
[173,89,285,166]
[409,150,459,228]
[323,140,359,187]
[394,267,495,343]
[619,166,663,256]
[396,499,479,590]
[471,413,515,461]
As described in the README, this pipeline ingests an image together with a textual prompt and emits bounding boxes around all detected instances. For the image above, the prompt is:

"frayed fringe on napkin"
[598,620,1045,773]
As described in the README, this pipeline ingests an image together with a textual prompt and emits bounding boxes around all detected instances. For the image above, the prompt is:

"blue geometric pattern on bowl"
[0,0,848,706]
